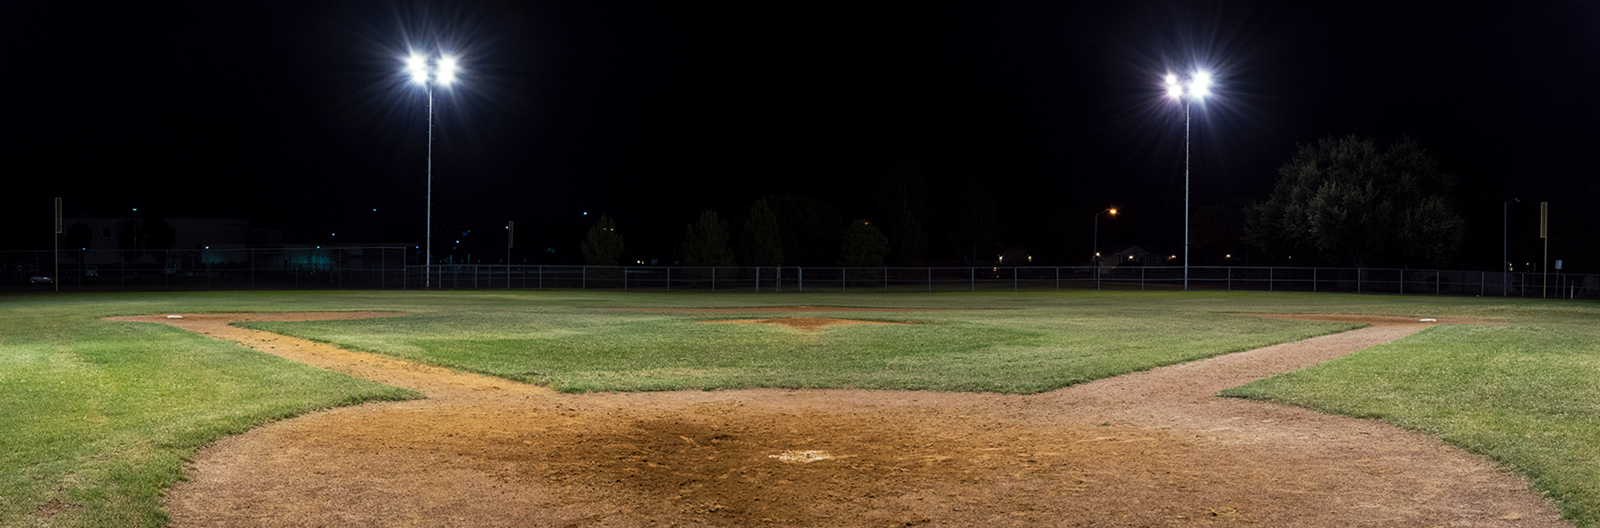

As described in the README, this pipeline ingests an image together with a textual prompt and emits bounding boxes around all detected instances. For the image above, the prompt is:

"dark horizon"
[5,1,1597,272]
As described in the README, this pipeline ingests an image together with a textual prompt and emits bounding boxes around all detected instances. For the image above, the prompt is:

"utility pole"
[1541,202,1548,298]
[53,197,61,293]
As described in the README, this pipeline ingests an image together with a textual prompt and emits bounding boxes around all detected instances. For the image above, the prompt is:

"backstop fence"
[3,248,1594,299]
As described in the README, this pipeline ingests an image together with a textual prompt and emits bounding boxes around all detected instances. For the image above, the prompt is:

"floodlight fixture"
[1161,68,1218,291]
[403,49,464,288]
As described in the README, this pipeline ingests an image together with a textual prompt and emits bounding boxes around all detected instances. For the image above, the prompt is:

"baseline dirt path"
[110,311,1569,527]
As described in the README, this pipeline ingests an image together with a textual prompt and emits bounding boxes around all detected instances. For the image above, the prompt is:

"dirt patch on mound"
[701,317,920,331]
[125,312,1569,527]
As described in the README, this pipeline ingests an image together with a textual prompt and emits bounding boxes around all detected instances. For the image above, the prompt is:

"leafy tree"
[1243,135,1465,268]
[739,199,783,266]
[681,210,735,267]
[580,215,625,266]
[767,194,844,266]
[889,211,929,265]
[950,181,1004,263]
[838,219,890,267]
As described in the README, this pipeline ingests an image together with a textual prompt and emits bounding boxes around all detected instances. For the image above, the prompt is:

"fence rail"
[3,248,1594,299]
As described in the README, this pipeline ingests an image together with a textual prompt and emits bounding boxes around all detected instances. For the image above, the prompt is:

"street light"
[1094,207,1117,291]
[405,51,460,288]
[1164,69,1212,291]
[1503,197,1519,296]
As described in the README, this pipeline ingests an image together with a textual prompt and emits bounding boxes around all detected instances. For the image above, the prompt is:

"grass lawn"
[0,289,1595,526]
[1224,303,1600,526]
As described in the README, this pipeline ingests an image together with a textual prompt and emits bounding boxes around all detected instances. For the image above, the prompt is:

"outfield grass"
[0,290,1594,527]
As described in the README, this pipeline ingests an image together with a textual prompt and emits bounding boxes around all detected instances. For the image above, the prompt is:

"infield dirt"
[107,309,1569,527]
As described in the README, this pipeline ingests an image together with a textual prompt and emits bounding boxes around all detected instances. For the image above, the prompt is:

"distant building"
[1109,245,1178,267]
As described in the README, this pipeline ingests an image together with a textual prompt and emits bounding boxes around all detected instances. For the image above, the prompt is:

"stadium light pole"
[1164,70,1211,291]
[405,52,459,288]
[1093,207,1117,291]
[1503,197,1519,296]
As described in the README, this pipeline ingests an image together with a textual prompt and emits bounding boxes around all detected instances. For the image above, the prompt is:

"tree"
[889,210,929,265]
[1243,135,1465,268]
[767,194,844,265]
[739,199,783,266]
[681,210,735,267]
[838,219,890,267]
[950,181,1004,263]
[580,215,625,266]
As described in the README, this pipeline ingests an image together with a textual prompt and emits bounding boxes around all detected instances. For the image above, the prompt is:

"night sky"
[6,1,1598,271]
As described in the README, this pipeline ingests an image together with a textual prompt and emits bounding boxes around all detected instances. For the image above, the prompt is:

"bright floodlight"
[436,56,458,85]
[1166,84,1183,99]
[1164,73,1178,86]
[1190,70,1212,98]
[406,54,429,84]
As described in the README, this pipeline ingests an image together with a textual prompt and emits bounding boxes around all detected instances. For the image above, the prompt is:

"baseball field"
[2,290,1596,526]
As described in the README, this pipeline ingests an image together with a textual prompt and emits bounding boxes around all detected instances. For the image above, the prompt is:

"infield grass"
[1,289,1595,526]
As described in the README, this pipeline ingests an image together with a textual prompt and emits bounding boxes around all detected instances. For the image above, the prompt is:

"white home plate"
[1419,318,1437,322]
[166,315,185,319]
[769,450,833,463]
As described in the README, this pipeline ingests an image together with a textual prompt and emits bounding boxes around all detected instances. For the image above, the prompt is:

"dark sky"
[5,1,1598,270]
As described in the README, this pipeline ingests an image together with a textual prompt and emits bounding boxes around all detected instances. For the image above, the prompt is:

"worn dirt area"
[116,312,1570,527]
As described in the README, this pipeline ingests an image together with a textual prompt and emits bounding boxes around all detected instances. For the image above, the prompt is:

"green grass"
[0,293,421,527]
[242,298,1358,393]
[0,289,1595,526]
[1224,310,1600,526]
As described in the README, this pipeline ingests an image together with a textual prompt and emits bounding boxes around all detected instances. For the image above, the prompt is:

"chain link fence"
[1,247,408,291]
[401,264,1598,300]
[4,248,1594,299]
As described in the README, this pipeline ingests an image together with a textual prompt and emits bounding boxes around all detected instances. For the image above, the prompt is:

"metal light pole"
[1503,197,1518,296]
[1164,71,1211,291]
[1094,207,1117,290]
[406,53,459,288]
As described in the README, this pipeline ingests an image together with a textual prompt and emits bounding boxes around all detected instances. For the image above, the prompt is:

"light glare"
[437,56,458,85]
[1166,85,1183,99]
[1164,73,1178,86]
[406,54,429,84]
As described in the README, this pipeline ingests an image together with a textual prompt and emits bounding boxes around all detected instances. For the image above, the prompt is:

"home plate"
[167,315,185,319]
[1419,318,1437,322]
[769,450,834,463]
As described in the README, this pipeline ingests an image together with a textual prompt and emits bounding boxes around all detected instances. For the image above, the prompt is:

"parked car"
[85,265,98,277]
[30,276,53,284]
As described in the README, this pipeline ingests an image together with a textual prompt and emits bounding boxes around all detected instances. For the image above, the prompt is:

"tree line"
[580,135,1475,270]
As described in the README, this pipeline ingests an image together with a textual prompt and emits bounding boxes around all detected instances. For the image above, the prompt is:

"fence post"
[884,267,889,292]
[799,267,804,293]
[1436,270,1440,295]
[1357,268,1362,294]
[755,266,760,292]
[929,267,933,292]
[1227,267,1231,291]
[666,267,671,291]
[1399,269,1404,295]
[1270,267,1274,292]
[1013,268,1017,292]
[1313,268,1317,292]
[1055,267,1060,291]
[624,266,629,291]
[842,267,846,292]
[1141,267,1145,291]
[971,267,975,292]
[582,266,587,290]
